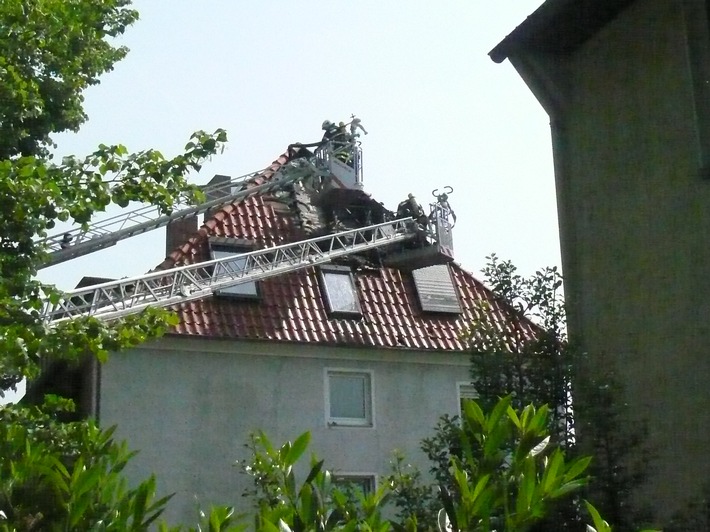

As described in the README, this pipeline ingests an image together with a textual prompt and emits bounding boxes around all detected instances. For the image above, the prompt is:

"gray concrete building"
[492,0,710,524]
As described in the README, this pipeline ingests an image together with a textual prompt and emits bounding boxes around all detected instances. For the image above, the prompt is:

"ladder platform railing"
[43,217,417,324]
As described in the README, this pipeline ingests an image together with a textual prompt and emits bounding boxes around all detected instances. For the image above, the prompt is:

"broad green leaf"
[298,482,314,525]
[542,449,564,493]
[529,435,550,457]
[584,500,612,532]
[563,455,592,483]
[506,405,521,429]
[550,478,588,499]
[438,486,459,532]
[130,480,151,526]
[285,469,296,498]
[305,459,325,484]
[528,404,550,434]
[463,399,485,428]
[285,432,310,466]
[485,395,512,434]
[516,458,536,515]
[470,473,490,504]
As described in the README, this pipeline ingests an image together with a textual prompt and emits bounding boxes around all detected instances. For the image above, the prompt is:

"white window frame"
[457,381,478,419]
[332,473,377,496]
[210,245,259,298]
[412,264,462,314]
[318,265,362,318]
[325,368,375,428]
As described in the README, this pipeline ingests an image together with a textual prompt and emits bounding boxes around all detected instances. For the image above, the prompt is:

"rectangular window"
[210,241,258,298]
[457,382,478,419]
[319,265,361,317]
[326,369,373,427]
[333,474,376,496]
[412,264,462,314]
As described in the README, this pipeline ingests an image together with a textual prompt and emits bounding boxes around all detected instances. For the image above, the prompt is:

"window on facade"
[326,369,373,427]
[319,265,361,317]
[412,264,462,314]
[457,382,478,419]
[333,474,376,497]
[210,241,258,298]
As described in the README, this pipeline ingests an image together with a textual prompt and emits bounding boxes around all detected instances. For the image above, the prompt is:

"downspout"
[503,52,582,341]
[680,0,710,178]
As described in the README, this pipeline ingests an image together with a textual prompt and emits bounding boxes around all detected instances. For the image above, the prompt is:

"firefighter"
[349,117,368,137]
[321,120,338,143]
[333,122,349,163]
[397,193,428,229]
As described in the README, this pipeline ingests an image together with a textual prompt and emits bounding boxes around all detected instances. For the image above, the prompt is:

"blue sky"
[37,0,553,292]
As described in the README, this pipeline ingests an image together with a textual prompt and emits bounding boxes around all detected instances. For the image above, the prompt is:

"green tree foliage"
[228,401,663,532]
[0,398,242,531]
[466,255,572,446]
[387,452,441,530]
[467,256,652,530]
[389,256,653,531]
[232,399,601,532]
[0,0,228,529]
[0,400,171,530]
[0,130,227,390]
[0,0,228,394]
[236,431,391,532]
[436,396,592,532]
[387,398,660,532]
[0,0,139,159]
[388,398,592,531]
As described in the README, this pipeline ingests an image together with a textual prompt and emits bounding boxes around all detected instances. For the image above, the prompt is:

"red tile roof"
[159,153,532,351]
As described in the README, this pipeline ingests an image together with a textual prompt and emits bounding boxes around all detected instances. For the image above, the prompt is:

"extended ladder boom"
[38,159,326,268]
[43,217,417,324]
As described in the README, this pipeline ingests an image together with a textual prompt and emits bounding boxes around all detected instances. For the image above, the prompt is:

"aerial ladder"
[38,157,328,268]
[39,121,455,325]
[39,118,372,268]
[42,217,419,324]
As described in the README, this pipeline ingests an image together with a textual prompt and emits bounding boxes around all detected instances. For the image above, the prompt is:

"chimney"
[165,174,233,256]
[203,174,232,201]
[165,216,198,256]
[202,174,233,222]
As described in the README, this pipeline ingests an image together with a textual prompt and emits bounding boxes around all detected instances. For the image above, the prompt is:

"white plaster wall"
[99,336,471,525]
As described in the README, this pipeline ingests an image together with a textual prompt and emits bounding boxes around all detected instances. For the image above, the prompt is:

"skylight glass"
[320,265,361,317]
[210,245,258,298]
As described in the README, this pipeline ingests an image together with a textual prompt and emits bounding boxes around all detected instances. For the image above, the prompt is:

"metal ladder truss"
[43,217,417,324]
[38,159,327,268]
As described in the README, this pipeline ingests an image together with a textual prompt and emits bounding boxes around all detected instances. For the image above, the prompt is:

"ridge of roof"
[157,149,537,352]
[489,0,636,63]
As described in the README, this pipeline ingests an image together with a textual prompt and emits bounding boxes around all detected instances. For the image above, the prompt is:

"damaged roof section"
[160,148,535,352]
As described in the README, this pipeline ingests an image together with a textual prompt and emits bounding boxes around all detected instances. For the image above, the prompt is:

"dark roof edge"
[489,0,636,63]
